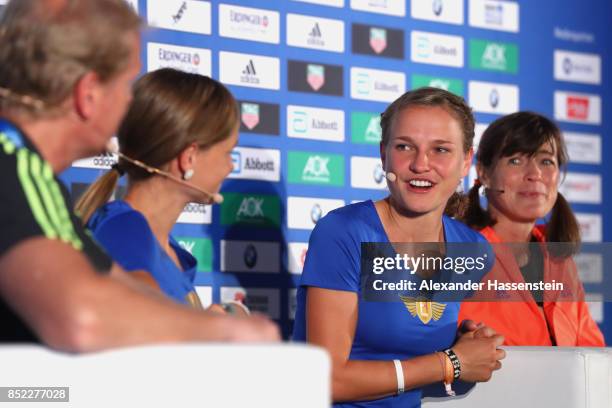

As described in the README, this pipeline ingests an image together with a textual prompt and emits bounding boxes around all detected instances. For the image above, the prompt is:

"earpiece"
[106,141,224,204]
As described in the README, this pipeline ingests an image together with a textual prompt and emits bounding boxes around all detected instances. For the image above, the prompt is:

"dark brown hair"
[380,87,475,216]
[462,111,580,248]
[76,68,238,223]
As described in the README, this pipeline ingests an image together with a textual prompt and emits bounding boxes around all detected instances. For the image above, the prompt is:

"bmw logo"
[433,0,443,16]
[243,244,258,269]
[310,204,323,224]
[563,57,572,75]
[373,163,385,184]
[489,89,499,108]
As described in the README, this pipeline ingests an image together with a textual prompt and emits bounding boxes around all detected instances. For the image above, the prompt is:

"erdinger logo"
[482,43,506,70]
[307,64,325,91]
[158,48,200,66]
[302,156,330,182]
[310,203,323,224]
[373,163,385,184]
[567,96,589,120]
[489,89,500,108]
[563,57,573,74]
[369,28,387,54]
[432,0,443,16]
[241,60,260,84]
[172,1,187,24]
[229,10,269,27]
[308,23,324,47]
[484,3,503,25]
[243,244,258,269]
[237,197,264,218]
[241,103,260,130]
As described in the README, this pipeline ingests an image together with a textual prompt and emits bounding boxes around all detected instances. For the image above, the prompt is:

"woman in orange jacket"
[458,111,604,346]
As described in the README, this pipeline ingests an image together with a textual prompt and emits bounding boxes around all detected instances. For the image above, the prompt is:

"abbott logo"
[231,151,241,175]
[307,64,325,91]
[292,111,308,133]
[241,103,260,130]
[370,28,387,54]
[302,156,331,183]
[415,35,430,58]
[356,72,371,95]
[237,197,264,219]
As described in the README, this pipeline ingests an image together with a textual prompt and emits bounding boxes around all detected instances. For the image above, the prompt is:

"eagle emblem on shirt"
[399,295,446,324]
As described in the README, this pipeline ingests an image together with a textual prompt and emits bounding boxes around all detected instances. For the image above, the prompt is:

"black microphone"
[106,141,224,204]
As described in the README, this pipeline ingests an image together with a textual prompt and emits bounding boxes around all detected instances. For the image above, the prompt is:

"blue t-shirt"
[88,200,199,306]
[293,200,489,408]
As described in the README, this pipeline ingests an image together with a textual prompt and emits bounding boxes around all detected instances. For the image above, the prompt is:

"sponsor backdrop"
[55,0,611,341]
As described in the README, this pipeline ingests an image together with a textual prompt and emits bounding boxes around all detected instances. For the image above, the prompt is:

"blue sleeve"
[299,211,361,293]
[92,212,157,273]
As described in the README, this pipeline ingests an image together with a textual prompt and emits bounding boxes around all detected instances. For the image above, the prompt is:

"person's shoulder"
[444,215,487,243]
[315,200,374,233]
[89,201,153,243]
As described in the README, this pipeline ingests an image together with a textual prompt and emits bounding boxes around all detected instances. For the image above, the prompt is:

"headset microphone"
[385,172,397,182]
[106,141,224,204]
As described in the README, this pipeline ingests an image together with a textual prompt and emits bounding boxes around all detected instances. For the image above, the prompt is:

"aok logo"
[567,97,589,120]
[482,43,506,69]
[302,156,331,183]
[237,197,265,219]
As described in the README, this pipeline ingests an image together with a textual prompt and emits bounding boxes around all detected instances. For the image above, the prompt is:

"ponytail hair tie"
[111,162,125,176]
[473,178,482,187]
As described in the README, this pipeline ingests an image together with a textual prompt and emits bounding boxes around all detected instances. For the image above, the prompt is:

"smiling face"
[381,106,472,216]
[481,141,560,223]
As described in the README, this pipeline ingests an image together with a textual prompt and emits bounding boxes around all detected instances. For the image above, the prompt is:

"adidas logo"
[242,60,256,76]
[309,23,322,38]
[307,23,324,46]
[240,59,260,84]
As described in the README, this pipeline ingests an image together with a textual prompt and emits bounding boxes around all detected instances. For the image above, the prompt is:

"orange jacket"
[458,226,605,346]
